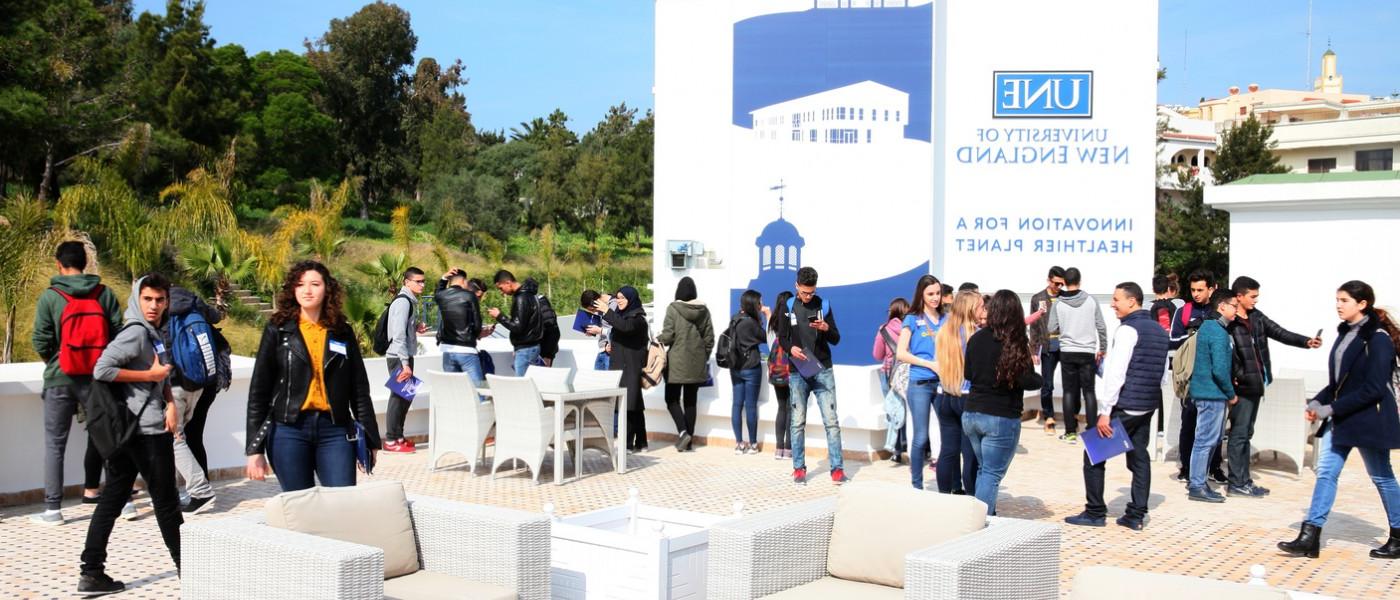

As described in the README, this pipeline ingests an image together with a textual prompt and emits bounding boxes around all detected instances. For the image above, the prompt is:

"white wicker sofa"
[706,481,1061,599]
[181,481,550,599]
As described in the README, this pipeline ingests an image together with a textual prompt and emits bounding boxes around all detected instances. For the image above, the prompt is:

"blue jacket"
[1189,318,1235,401]
[1316,316,1400,449]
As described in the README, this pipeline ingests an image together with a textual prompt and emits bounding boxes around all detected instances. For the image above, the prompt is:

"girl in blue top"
[896,275,945,490]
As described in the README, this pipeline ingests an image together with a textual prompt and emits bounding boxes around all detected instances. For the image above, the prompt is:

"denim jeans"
[442,351,485,384]
[907,380,936,489]
[171,387,214,499]
[1177,395,1223,478]
[82,433,182,576]
[1305,428,1400,528]
[594,351,611,370]
[1188,398,1228,490]
[730,368,762,444]
[268,412,357,492]
[962,410,1022,515]
[789,367,843,472]
[934,392,978,494]
[1039,350,1060,419]
[513,344,542,376]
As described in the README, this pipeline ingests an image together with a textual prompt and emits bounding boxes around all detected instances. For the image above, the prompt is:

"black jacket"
[245,319,380,455]
[778,295,841,369]
[496,278,543,349]
[604,308,649,411]
[1245,308,1313,384]
[435,284,482,348]
[732,314,766,371]
[964,328,1044,418]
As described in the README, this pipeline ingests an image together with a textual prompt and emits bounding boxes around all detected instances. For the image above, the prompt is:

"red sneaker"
[383,439,414,453]
[831,469,849,485]
[402,438,417,451]
[792,468,807,485]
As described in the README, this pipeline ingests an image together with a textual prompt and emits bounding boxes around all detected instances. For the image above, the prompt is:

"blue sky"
[134,1,1397,132]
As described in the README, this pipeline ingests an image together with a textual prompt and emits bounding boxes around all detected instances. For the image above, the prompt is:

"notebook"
[1081,418,1133,465]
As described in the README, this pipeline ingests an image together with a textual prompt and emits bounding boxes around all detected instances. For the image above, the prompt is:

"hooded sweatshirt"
[32,273,123,389]
[1047,288,1107,355]
[92,277,171,435]
[657,300,715,384]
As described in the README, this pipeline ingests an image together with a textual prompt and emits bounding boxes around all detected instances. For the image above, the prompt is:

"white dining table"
[478,385,628,485]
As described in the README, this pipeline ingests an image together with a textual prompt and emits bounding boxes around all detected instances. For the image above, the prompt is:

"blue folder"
[789,351,823,378]
[572,309,602,334]
[1080,418,1133,465]
[385,367,424,402]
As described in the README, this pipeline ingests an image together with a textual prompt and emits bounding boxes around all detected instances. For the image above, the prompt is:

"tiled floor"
[2,426,1397,599]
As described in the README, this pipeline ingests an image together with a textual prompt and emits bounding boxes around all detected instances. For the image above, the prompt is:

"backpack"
[53,285,111,376]
[536,294,561,359]
[715,315,745,369]
[1171,329,1199,400]
[372,295,413,355]
[879,326,911,400]
[767,345,790,386]
[1150,299,1175,332]
[82,323,153,459]
[641,324,667,390]
[169,309,219,390]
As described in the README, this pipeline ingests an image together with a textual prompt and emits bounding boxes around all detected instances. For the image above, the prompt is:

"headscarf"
[616,286,644,316]
[674,277,697,302]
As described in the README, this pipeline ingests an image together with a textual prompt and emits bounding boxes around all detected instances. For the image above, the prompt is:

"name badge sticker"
[328,340,348,355]
[154,341,166,355]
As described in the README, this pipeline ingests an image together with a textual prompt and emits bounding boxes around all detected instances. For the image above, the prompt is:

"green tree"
[355,252,409,295]
[1212,115,1288,185]
[0,193,60,362]
[180,238,256,315]
[523,109,578,227]
[306,1,417,218]
[403,57,474,192]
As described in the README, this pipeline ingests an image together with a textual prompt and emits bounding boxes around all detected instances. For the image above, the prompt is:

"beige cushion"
[825,481,987,588]
[761,576,904,599]
[264,481,420,578]
[1070,566,1290,600]
[384,570,515,600]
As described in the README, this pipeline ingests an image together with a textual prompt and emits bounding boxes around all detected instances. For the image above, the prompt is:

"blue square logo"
[993,71,1093,118]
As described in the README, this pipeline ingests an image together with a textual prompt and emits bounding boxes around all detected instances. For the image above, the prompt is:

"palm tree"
[0,193,60,362]
[180,239,257,315]
[355,252,410,296]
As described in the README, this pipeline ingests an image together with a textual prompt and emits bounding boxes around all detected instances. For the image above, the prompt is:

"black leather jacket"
[245,319,380,455]
[495,278,543,349]
[435,285,482,348]
[1229,309,1314,397]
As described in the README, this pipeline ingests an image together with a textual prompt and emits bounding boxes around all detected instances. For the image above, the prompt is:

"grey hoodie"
[1047,289,1107,355]
[93,277,171,435]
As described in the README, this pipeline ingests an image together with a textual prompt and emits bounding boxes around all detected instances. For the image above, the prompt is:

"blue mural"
[730,186,929,366]
[732,3,933,142]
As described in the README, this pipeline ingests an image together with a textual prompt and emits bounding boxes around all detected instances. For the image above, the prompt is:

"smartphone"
[807,315,819,323]
[1315,328,1324,338]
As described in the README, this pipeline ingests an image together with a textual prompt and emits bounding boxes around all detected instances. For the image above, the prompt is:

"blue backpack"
[170,310,219,390]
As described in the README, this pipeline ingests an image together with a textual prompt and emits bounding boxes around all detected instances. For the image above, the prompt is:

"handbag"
[348,420,376,474]
[879,327,910,400]
[641,322,667,390]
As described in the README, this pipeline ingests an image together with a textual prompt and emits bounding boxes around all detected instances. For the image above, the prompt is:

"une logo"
[993,71,1093,118]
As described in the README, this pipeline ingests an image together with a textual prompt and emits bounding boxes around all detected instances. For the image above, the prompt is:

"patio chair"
[487,374,575,483]
[707,481,1060,599]
[570,369,623,458]
[181,481,550,600]
[421,369,494,474]
[525,365,574,393]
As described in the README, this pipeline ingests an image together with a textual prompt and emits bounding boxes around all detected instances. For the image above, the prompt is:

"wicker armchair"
[707,496,1061,599]
[182,494,551,600]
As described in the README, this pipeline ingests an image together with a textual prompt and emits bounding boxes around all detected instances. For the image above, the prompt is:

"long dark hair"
[987,290,1033,389]
[886,297,909,322]
[1338,280,1400,379]
[739,289,763,323]
[910,274,941,317]
[271,260,346,329]
[770,291,793,334]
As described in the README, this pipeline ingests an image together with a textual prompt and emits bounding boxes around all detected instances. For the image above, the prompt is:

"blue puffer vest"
[1118,310,1170,412]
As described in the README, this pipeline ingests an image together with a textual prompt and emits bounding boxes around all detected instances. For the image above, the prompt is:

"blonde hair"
[936,291,983,395]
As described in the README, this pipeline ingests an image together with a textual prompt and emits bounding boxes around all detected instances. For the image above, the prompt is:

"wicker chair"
[182,493,551,600]
[706,495,1061,599]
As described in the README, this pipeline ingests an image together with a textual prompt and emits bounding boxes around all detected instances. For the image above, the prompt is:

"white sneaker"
[734,443,746,455]
[744,445,760,455]
[30,509,63,526]
[121,502,138,521]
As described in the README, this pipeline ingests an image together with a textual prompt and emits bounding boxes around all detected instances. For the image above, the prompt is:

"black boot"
[1370,527,1400,559]
[1278,523,1321,558]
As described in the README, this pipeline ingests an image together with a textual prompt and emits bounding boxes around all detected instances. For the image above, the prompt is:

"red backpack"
[53,285,111,376]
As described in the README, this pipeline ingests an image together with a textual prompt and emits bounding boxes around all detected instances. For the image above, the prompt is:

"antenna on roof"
[770,180,786,218]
